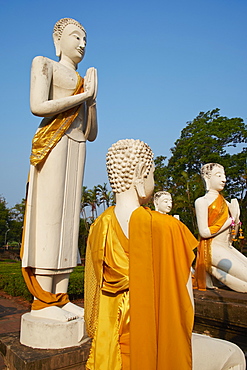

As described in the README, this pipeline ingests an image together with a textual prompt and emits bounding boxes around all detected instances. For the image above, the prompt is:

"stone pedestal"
[194,288,247,355]
[0,332,91,370]
[20,313,86,349]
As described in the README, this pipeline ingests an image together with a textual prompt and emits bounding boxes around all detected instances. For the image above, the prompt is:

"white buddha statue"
[194,163,247,292]
[154,191,172,214]
[154,191,180,219]
[21,18,97,322]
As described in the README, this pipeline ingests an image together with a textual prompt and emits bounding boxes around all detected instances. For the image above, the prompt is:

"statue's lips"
[77,48,85,56]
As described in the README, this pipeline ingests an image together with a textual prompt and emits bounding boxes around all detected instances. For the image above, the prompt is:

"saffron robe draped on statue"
[85,206,198,370]
[194,194,228,291]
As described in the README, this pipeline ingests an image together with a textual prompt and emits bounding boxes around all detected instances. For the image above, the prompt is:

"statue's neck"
[59,56,78,71]
[206,189,219,196]
[114,189,140,238]
[204,189,219,205]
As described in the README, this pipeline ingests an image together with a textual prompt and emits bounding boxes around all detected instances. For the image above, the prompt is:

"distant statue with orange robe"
[84,141,245,370]
[154,190,180,219]
[154,191,173,213]
[194,163,247,292]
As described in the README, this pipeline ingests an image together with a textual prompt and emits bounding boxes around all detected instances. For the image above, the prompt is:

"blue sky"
[1,0,247,207]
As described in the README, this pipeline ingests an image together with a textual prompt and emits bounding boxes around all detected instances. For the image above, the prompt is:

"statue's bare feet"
[31,306,78,322]
[62,302,84,318]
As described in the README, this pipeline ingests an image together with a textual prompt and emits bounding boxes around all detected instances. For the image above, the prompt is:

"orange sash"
[30,73,84,166]
[194,194,228,291]
[22,267,69,310]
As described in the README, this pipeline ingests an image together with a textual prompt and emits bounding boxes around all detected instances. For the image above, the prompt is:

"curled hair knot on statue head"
[53,18,86,40]
[106,139,154,193]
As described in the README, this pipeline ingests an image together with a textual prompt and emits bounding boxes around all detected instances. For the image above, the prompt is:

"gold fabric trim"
[30,73,84,166]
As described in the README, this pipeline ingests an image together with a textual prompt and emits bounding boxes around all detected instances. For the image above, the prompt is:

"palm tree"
[97,183,114,210]
[87,186,100,220]
[81,186,90,219]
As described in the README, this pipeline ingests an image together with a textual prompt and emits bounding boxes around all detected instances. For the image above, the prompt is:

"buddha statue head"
[106,139,154,202]
[53,18,87,63]
[154,191,172,214]
[201,163,226,192]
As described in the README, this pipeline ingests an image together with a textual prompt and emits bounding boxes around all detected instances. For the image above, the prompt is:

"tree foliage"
[0,197,10,246]
[154,109,247,237]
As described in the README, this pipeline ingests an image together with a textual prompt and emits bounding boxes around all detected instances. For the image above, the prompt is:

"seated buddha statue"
[194,163,247,292]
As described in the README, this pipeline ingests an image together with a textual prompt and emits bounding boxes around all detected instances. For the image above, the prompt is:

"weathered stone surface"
[0,332,91,370]
[20,313,85,349]
[194,288,247,352]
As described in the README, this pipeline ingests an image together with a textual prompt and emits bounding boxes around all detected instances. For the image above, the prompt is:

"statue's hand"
[84,67,97,101]
[228,198,240,222]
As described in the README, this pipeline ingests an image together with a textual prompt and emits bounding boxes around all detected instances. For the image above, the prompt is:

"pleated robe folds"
[85,206,197,370]
[193,194,228,291]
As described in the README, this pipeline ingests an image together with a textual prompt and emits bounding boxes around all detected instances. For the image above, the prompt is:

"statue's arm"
[195,198,211,238]
[226,198,240,234]
[30,56,95,118]
[186,273,194,310]
[195,197,232,238]
[85,68,98,142]
[227,198,240,223]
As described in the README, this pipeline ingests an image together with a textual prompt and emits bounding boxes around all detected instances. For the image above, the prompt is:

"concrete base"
[0,332,91,370]
[20,313,86,349]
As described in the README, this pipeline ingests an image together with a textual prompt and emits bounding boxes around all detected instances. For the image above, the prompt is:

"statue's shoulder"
[91,207,115,227]
[150,209,178,227]
[31,56,57,74]
[195,196,206,207]
[32,55,54,65]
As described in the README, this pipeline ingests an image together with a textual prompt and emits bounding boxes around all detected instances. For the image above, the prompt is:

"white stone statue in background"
[21,17,97,326]
[154,191,180,219]
[154,191,172,214]
[194,163,247,292]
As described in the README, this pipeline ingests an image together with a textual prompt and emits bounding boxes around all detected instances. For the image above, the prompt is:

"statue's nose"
[79,40,86,49]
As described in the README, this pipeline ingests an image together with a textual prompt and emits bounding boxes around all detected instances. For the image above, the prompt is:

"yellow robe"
[194,194,228,291]
[85,206,198,370]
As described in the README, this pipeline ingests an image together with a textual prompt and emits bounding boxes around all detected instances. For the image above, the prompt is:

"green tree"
[81,186,90,222]
[0,197,10,246]
[87,186,100,220]
[154,156,168,192]
[168,109,246,178]
[8,199,26,245]
[97,183,114,210]
[154,109,247,235]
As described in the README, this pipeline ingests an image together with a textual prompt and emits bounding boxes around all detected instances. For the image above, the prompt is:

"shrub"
[0,261,84,301]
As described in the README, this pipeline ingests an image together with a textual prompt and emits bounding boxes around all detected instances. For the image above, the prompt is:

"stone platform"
[0,332,91,370]
[193,288,247,354]
[1,288,247,368]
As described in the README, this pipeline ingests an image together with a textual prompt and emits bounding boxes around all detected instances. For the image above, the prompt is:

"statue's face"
[157,194,172,214]
[208,166,226,192]
[59,24,86,64]
[142,163,155,203]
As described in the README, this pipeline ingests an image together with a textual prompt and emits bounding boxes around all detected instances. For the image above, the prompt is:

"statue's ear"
[133,162,147,199]
[203,176,210,191]
[53,33,61,57]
